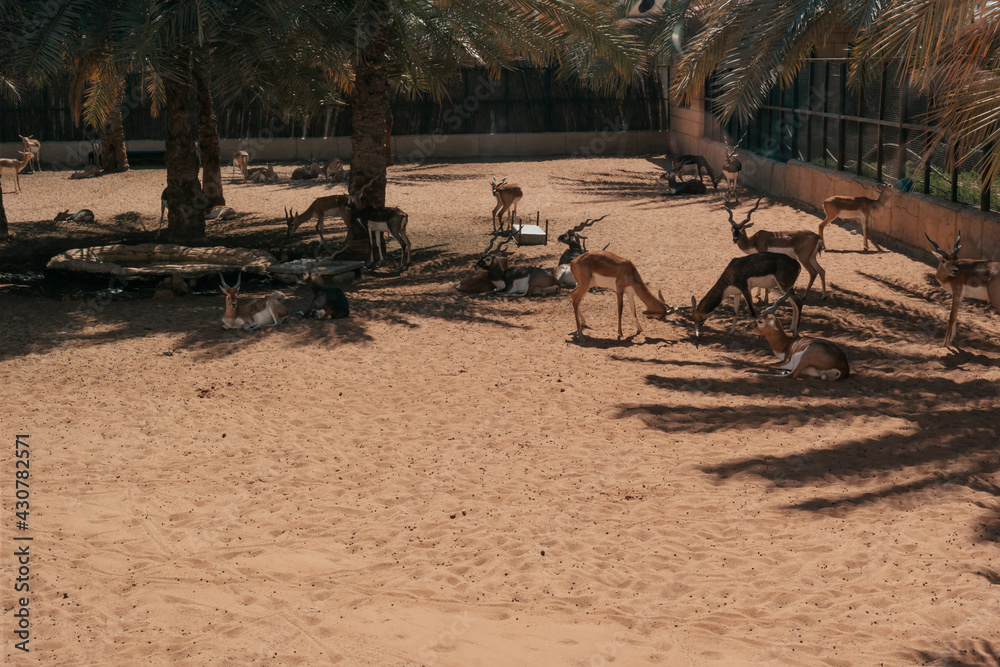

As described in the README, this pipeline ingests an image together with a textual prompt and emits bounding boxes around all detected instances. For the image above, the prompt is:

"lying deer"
[458,235,512,293]
[219,272,288,330]
[69,164,103,179]
[679,252,803,339]
[206,206,237,220]
[476,236,558,297]
[246,164,278,183]
[749,288,850,380]
[299,269,350,319]
[728,198,826,299]
[54,209,95,223]
[291,162,323,180]
[925,231,1000,347]
[663,174,707,196]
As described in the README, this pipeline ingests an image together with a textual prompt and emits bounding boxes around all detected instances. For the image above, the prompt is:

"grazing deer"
[291,162,323,180]
[206,206,237,220]
[219,272,289,330]
[925,231,1000,347]
[246,164,278,183]
[818,184,891,251]
[232,151,250,180]
[569,250,671,339]
[299,269,350,319]
[69,164,103,179]
[728,198,827,299]
[475,236,559,297]
[322,158,345,182]
[679,252,803,340]
[54,209,95,223]
[285,195,352,248]
[749,288,850,380]
[663,173,707,196]
[19,135,41,173]
[670,155,718,188]
[458,236,513,293]
[491,176,523,233]
[352,204,411,270]
[722,139,743,203]
[0,152,33,192]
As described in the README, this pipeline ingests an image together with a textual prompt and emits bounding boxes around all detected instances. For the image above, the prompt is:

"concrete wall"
[0,130,670,170]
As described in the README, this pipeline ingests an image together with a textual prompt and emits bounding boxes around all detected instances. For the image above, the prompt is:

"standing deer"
[569,251,671,339]
[818,184,891,251]
[232,151,250,180]
[0,152,33,192]
[749,288,850,380]
[218,272,288,330]
[728,198,827,299]
[722,139,744,204]
[19,135,41,173]
[925,231,1000,347]
[491,176,523,233]
[670,154,718,188]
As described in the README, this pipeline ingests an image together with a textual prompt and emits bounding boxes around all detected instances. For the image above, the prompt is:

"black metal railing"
[705,59,998,214]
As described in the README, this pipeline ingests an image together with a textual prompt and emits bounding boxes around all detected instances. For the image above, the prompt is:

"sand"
[2,157,999,666]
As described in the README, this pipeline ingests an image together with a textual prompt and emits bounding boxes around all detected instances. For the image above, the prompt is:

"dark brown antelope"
[670,155,718,188]
[476,236,558,297]
[722,139,744,203]
[925,231,1000,347]
[728,198,826,299]
[749,288,850,380]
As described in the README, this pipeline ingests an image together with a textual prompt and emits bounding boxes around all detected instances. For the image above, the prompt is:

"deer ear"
[658,289,665,303]
[691,295,697,309]
[744,221,754,229]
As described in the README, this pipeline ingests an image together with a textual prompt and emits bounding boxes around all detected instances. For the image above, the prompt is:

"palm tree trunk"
[164,56,206,244]
[344,0,390,259]
[101,93,130,172]
[194,63,225,208]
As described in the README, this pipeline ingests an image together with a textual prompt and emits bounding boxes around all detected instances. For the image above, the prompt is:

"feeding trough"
[511,212,549,246]
[268,259,366,284]
[46,243,276,284]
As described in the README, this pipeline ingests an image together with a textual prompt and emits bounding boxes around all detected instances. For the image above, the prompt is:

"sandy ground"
[1,157,999,666]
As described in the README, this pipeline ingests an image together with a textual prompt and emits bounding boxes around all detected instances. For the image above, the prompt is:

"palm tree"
[645,0,1000,183]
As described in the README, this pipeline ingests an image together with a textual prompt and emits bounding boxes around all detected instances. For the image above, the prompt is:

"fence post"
[856,77,864,176]
[876,64,887,182]
[896,72,908,182]
[951,142,960,203]
[838,61,846,171]
[981,141,993,212]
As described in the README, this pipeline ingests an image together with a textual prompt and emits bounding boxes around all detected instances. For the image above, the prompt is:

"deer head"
[491,175,509,195]
[727,198,764,243]
[284,207,300,236]
[219,271,243,308]
[557,215,607,249]
[925,231,962,276]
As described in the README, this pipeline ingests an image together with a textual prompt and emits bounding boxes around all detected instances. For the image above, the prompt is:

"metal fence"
[705,58,999,214]
[1,67,666,143]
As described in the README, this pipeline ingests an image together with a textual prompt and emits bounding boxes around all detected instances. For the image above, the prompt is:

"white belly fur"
[962,284,990,301]
[509,277,531,294]
[591,274,620,290]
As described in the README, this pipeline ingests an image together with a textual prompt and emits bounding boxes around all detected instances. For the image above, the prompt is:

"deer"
[557,216,607,265]
[491,176,523,233]
[670,155,718,188]
[728,198,827,300]
[663,173,707,196]
[924,231,1000,347]
[69,164,103,179]
[218,272,289,330]
[475,236,559,297]
[0,152,33,192]
[285,195,352,248]
[157,187,169,237]
[322,158,345,182]
[298,268,350,319]
[54,209,95,223]
[19,135,41,173]
[818,184,891,251]
[722,138,744,204]
[569,250,671,339]
[677,252,803,340]
[291,161,323,180]
[353,204,411,270]
[206,206,237,220]
[246,164,278,183]
[458,235,513,293]
[232,151,250,180]
[748,288,850,380]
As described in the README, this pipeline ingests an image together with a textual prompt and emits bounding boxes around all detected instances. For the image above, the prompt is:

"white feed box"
[512,223,547,246]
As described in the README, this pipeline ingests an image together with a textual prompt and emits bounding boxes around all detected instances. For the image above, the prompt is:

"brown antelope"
[925,231,1000,347]
[818,184,891,251]
[232,151,250,180]
[0,152,33,192]
[679,252,803,340]
[749,288,850,380]
[670,154,718,188]
[298,268,350,319]
[69,164,103,179]
[322,158,345,182]
[569,251,670,339]
[352,204,411,270]
[728,198,826,299]
[158,187,168,237]
[475,236,559,297]
[246,164,278,182]
[458,236,513,293]
[722,138,744,203]
[19,135,41,173]
[206,206,237,220]
[219,272,289,330]
[54,209,95,223]
[491,176,522,233]
[285,195,352,247]
[291,162,323,180]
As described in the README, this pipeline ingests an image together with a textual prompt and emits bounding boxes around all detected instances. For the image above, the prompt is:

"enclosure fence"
[705,58,999,214]
[1,67,666,144]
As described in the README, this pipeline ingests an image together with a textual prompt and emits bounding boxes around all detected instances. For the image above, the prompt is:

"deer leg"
[571,285,589,336]
[862,213,870,251]
[492,201,503,232]
[944,287,964,347]
[390,228,409,270]
[628,289,642,336]
[616,289,626,339]
[811,253,827,299]
[729,294,742,334]
[789,291,803,336]
[802,267,818,302]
